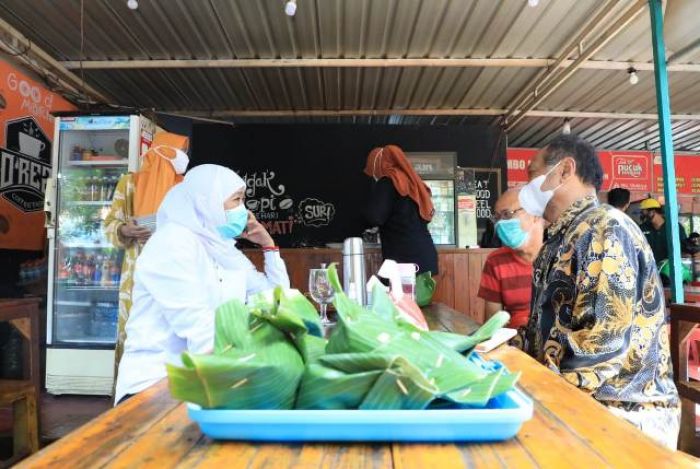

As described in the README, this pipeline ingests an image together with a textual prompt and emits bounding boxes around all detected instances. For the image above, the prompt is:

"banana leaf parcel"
[167,264,520,410]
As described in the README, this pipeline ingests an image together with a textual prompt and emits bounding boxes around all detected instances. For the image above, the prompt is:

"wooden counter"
[246,248,494,323]
[17,304,697,468]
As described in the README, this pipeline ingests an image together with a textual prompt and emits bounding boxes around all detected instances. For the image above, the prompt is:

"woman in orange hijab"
[363,145,438,275]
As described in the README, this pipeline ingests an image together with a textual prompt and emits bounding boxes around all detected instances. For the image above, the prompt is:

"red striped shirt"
[477,247,532,328]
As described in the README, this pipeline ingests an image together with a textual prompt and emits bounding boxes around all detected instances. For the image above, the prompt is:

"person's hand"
[119,219,151,242]
[240,211,275,248]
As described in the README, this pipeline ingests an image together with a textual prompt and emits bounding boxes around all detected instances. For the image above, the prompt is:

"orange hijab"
[363,145,434,222]
[133,132,189,217]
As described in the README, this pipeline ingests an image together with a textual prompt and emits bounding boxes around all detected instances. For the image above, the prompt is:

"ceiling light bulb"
[528,0,539,7]
[285,0,297,16]
[628,70,639,85]
[127,0,138,10]
[562,119,571,135]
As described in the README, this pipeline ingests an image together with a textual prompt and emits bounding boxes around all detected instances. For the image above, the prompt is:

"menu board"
[461,167,501,228]
[654,154,700,194]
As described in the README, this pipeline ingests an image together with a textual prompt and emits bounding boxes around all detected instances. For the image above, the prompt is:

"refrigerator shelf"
[58,284,120,291]
[66,201,112,206]
[55,300,92,307]
[58,338,116,345]
[67,160,128,167]
[60,241,112,248]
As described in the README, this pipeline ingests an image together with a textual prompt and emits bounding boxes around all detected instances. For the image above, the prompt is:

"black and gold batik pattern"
[525,196,680,446]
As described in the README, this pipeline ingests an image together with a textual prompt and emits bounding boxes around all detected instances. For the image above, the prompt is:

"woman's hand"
[119,219,152,242]
[240,211,274,248]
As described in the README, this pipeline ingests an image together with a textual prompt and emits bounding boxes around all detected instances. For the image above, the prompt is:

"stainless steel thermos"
[342,237,367,305]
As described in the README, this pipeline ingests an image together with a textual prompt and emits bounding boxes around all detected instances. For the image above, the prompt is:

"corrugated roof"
[1,0,700,151]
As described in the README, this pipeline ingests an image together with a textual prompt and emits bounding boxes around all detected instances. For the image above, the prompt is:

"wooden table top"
[17,304,698,468]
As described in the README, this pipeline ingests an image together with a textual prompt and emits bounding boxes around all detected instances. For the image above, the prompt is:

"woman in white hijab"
[114,164,289,404]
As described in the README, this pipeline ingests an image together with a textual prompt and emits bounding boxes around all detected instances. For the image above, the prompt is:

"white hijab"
[157,164,246,269]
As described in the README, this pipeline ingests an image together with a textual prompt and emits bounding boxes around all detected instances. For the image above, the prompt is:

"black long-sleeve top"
[364,178,439,275]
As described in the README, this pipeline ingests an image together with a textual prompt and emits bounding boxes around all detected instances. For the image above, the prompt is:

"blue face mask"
[495,218,529,249]
[217,204,248,239]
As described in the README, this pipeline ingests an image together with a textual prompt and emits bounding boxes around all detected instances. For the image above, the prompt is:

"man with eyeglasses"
[477,188,545,332]
[518,134,679,449]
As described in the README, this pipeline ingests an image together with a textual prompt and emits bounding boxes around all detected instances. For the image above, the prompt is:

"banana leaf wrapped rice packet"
[167,264,520,410]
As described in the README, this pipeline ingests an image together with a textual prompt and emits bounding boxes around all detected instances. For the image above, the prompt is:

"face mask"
[154,145,189,175]
[518,162,563,217]
[217,203,248,239]
[495,218,530,249]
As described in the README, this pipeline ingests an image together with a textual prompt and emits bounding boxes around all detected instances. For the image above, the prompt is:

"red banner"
[653,154,700,195]
[506,148,536,188]
[507,148,657,193]
[599,150,653,192]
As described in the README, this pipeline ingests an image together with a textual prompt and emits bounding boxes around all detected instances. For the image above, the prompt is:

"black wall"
[191,123,505,247]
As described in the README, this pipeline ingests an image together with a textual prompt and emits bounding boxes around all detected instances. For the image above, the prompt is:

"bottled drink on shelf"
[58,253,71,281]
[90,175,98,202]
[99,176,108,201]
[110,253,120,285]
[83,254,94,286]
[92,254,103,284]
[101,256,111,287]
[82,176,90,202]
[71,145,82,161]
[73,250,85,285]
[108,175,119,200]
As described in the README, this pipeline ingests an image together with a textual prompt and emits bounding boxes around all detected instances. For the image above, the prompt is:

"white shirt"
[114,223,289,404]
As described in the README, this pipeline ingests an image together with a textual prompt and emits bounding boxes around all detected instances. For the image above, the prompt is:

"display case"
[406,152,457,246]
[45,113,154,395]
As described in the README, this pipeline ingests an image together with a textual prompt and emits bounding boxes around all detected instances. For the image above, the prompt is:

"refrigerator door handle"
[44,176,57,229]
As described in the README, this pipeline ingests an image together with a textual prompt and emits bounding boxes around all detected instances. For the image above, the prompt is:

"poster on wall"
[456,168,477,248]
[0,59,75,250]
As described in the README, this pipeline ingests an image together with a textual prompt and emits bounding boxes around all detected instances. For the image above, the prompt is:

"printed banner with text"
[0,59,75,250]
[507,148,700,195]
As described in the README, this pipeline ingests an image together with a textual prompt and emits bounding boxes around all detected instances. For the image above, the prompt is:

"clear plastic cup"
[398,263,419,300]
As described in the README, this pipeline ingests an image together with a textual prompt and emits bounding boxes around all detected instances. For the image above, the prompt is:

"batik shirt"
[104,173,141,388]
[525,195,679,412]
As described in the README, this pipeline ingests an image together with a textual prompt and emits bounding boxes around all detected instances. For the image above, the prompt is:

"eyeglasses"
[490,207,524,223]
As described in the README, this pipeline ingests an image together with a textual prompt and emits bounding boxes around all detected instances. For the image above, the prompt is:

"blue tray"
[186,354,533,442]
[187,388,532,442]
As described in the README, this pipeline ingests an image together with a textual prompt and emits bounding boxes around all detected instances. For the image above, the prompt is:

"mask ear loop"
[542,160,565,193]
[372,148,384,179]
[153,145,177,161]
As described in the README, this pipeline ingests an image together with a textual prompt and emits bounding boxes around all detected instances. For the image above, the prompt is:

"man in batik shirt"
[519,134,680,449]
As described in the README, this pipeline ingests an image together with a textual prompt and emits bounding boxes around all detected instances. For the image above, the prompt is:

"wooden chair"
[0,298,41,466]
[670,303,700,455]
[0,380,39,467]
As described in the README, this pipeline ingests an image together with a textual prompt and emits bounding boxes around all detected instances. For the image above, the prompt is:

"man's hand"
[240,211,274,248]
[119,219,151,242]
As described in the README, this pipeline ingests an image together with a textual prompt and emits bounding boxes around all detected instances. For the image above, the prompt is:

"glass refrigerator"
[406,152,457,245]
[45,113,154,395]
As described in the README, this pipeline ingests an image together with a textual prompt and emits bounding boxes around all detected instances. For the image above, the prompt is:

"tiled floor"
[0,392,111,461]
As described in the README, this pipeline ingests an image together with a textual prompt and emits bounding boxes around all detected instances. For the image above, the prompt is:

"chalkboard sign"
[460,167,501,229]
[192,124,506,247]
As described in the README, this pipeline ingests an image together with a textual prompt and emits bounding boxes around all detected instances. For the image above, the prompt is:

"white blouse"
[114,223,289,404]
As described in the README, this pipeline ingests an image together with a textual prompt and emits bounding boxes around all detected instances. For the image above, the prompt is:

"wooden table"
[16,304,698,468]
